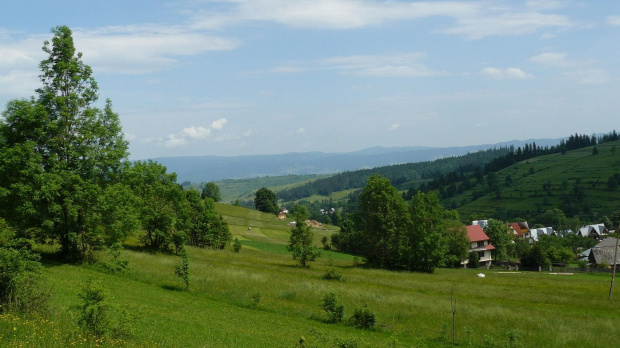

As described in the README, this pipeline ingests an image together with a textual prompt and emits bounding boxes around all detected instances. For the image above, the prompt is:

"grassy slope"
[449,140,620,219]
[3,204,620,347]
[214,174,331,203]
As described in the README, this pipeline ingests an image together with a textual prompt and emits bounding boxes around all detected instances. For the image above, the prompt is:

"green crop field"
[2,204,620,347]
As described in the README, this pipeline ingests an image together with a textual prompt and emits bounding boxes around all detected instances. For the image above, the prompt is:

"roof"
[509,223,523,235]
[589,238,620,265]
[466,225,490,242]
[530,227,554,242]
[578,224,607,238]
[486,244,496,250]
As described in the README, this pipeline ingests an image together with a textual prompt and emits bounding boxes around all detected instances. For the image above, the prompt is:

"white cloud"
[297,128,306,134]
[162,118,228,147]
[243,129,253,137]
[182,126,212,139]
[271,53,444,78]
[529,52,573,68]
[440,11,572,39]
[191,0,571,39]
[190,0,479,30]
[479,67,533,80]
[211,118,228,130]
[564,69,611,85]
[389,124,400,131]
[607,16,620,26]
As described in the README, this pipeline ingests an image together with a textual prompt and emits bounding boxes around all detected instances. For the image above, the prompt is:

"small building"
[463,225,495,267]
[577,224,608,238]
[277,210,288,220]
[529,227,556,242]
[509,222,530,239]
[588,237,620,267]
[472,220,489,229]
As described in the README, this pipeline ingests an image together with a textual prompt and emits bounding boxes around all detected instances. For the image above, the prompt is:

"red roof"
[466,225,490,242]
[509,222,523,235]
[486,244,496,250]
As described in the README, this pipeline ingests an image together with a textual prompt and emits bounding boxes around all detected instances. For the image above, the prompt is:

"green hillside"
[213,174,331,203]
[444,140,620,221]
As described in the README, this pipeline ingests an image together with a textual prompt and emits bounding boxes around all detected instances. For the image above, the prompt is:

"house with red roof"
[509,222,530,239]
[463,225,495,267]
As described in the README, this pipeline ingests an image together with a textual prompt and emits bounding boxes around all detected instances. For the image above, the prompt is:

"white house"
[472,220,489,229]
[463,225,495,267]
[577,224,608,238]
[529,227,556,242]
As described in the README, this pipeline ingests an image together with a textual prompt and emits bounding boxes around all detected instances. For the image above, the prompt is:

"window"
[478,251,485,259]
[477,241,485,248]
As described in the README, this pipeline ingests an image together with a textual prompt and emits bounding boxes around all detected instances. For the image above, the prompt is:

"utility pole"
[609,222,620,299]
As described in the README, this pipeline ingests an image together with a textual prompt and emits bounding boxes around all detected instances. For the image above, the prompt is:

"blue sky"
[1,1,619,159]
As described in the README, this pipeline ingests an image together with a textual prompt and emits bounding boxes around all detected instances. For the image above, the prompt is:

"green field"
[213,174,332,203]
[2,204,620,347]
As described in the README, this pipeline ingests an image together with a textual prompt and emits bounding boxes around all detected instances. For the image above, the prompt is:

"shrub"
[175,247,190,290]
[321,292,344,323]
[97,243,129,274]
[348,305,375,330]
[0,247,50,314]
[75,279,135,338]
[468,251,480,268]
[322,268,346,282]
[233,238,242,253]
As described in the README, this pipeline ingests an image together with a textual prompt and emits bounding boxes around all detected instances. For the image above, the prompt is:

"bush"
[468,251,480,268]
[321,292,344,323]
[0,248,51,314]
[75,279,135,338]
[322,268,346,282]
[233,238,242,253]
[348,305,375,330]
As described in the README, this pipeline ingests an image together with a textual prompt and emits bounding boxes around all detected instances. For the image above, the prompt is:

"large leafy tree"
[484,219,513,261]
[254,187,279,214]
[359,175,410,269]
[201,182,221,202]
[0,26,129,259]
[407,191,446,273]
[288,205,321,267]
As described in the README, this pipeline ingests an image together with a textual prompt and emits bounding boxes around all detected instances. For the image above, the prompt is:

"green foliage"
[484,219,513,261]
[250,292,261,309]
[175,248,190,290]
[288,205,321,267]
[439,219,470,268]
[321,236,330,250]
[348,305,375,330]
[232,238,242,253]
[0,248,50,314]
[322,268,346,282]
[467,251,480,268]
[75,279,134,339]
[0,26,129,260]
[521,244,549,268]
[254,187,279,214]
[201,182,221,202]
[408,191,446,273]
[359,175,410,269]
[321,292,344,323]
[97,243,130,274]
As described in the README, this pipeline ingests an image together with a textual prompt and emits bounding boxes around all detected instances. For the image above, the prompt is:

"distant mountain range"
[150,138,564,183]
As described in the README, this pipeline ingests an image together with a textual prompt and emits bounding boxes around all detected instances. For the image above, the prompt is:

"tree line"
[0,26,230,262]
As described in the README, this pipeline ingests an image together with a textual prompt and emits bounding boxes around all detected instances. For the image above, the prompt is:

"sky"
[0,0,619,160]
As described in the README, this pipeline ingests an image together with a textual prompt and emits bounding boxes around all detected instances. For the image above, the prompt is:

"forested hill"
[276,147,510,202]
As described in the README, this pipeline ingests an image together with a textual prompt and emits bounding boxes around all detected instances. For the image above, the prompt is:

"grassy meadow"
[2,205,620,347]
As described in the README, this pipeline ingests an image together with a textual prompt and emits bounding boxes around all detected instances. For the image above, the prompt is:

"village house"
[463,225,495,267]
[588,237,620,268]
[577,224,608,238]
[277,209,289,220]
[529,227,556,242]
[509,222,530,239]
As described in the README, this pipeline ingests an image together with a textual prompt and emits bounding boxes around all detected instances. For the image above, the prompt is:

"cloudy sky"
[0,0,618,159]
